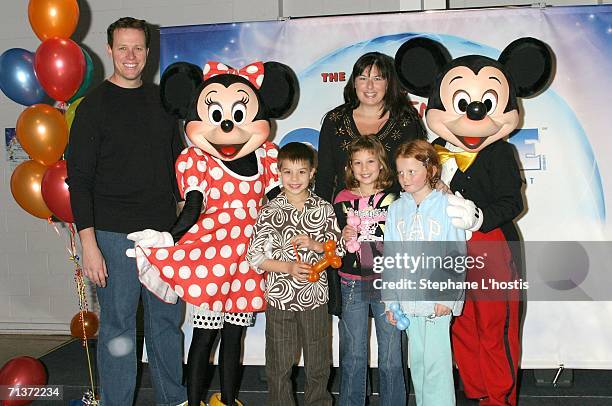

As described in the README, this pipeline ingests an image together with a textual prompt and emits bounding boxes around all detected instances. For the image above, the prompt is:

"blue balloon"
[388,302,401,312]
[387,302,410,330]
[396,317,410,331]
[0,48,48,106]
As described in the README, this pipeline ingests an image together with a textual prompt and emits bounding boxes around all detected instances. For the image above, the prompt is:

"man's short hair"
[278,142,317,169]
[107,17,151,48]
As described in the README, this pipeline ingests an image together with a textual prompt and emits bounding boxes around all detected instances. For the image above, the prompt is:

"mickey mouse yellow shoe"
[207,392,244,406]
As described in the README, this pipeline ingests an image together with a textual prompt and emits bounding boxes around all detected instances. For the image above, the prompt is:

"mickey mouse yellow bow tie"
[434,144,478,172]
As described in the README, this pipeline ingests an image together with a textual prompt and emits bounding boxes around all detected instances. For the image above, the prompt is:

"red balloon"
[41,160,73,222]
[34,38,85,102]
[0,356,47,406]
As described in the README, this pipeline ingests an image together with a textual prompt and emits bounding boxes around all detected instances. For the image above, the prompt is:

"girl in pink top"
[332,136,405,406]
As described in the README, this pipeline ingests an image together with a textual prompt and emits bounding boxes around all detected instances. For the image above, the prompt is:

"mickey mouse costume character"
[395,37,553,405]
[126,60,297,406]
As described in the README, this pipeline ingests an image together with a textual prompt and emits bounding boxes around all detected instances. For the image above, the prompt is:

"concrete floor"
[0,334,73,368]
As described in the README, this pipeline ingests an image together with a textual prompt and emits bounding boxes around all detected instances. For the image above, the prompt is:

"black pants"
[186,323,245,405]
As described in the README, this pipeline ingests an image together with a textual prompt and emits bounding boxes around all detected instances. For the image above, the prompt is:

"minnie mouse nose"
[466,101,487,121]
[221,120,234,133]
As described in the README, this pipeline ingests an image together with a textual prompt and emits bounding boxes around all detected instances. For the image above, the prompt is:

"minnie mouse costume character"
[126,60,297,406]
[395,37,553,405]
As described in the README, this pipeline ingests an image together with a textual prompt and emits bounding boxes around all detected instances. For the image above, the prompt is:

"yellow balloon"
[65,97,83,132]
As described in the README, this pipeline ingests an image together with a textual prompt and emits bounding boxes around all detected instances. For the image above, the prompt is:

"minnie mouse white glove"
[446,191,483,233]
[125,229,174,258]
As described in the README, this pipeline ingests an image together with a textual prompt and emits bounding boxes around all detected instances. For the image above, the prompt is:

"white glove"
[126,229,174,258]
[446,191,483,232]
[249,236,274,273]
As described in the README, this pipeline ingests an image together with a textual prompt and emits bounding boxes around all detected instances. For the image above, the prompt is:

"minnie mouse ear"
[395,37,451,97]
[161,62,204,119]
[258,62,299,119]
[498,37,554,98]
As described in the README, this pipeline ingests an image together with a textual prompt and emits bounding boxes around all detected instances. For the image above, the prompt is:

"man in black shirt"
[66,17,187,406]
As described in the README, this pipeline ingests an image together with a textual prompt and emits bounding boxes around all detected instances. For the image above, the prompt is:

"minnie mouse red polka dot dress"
[137,142,279,314]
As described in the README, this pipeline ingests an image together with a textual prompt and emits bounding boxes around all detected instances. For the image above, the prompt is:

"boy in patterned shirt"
[246,142,342,406]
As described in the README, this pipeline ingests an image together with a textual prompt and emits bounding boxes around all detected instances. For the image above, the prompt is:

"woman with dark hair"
[315,51,426,203]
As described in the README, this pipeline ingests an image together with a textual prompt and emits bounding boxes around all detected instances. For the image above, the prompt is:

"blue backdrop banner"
[159,5,612,368]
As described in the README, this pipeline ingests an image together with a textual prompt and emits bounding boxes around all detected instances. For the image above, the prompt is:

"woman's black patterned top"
[314,104,425,203]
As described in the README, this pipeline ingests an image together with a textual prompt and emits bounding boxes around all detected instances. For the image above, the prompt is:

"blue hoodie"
[382,190,466,316]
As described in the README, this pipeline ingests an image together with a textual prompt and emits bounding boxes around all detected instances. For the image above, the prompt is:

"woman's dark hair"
[343,51,421,125]
[107,17,151,48]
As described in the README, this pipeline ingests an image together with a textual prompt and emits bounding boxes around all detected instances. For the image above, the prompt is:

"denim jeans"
[338,278,406,406]
[95,230,187,406]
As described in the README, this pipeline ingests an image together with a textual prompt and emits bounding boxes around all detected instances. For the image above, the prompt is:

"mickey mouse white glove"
[125,229,174,258]
[446,191,483,233]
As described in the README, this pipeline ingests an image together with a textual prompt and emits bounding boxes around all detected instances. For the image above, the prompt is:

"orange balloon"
[307,240,343,282]
[28,0,79,41]
[311,260,327,275]
[330,256,342,269]
[323,240,337,252]
[10,160,53,219]
[70,311,99,339]
[16,104,68,166]
[308,272,320,283]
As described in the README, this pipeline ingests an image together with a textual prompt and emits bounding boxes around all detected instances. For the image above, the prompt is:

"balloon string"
[52,220,98,402]
[75,272,96,402]
[48,217,75,259]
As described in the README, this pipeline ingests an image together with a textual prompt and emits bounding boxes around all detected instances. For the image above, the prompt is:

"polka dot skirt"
[136,143,279,313]
[192,307,254,329]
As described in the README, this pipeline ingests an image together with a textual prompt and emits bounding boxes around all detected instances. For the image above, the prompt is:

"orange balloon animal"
[308,240,342,282]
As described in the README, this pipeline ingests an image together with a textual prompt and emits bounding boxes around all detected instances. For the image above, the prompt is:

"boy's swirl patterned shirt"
[246,191,343,311]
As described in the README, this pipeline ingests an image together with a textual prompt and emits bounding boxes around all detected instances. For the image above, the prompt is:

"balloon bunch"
[1,6,98,402]
[388,302,410,330]
[0,0,92,222]
[308,240,342,283]
[346,209,361,253]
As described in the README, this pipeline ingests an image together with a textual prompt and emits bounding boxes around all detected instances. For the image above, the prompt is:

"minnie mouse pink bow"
[203,61,265,89]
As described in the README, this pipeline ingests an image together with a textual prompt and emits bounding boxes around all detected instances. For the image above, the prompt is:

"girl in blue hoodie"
[384,139,466,406]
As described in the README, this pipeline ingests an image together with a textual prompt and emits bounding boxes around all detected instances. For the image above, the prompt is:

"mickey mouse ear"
[395,37,451,97]
[259,62,299,119]
[161,62,204,119]
[498,37,554,98]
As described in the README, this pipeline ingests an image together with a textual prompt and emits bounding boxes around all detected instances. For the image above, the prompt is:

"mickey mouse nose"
[466,101,487,121]
[220,120,234,133]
